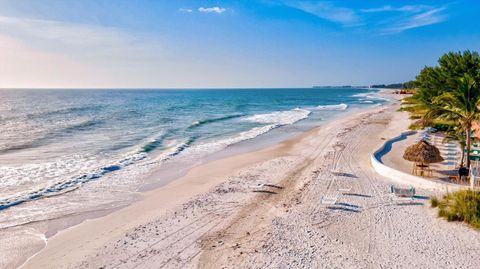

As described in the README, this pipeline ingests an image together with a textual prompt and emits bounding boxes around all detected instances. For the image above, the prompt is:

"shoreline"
[17,101,390,268]
[1,93,375,268]
[14,90,480,268]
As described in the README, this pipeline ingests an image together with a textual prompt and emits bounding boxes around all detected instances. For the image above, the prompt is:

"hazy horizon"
[0,86,374,90]
[1,0,479,88]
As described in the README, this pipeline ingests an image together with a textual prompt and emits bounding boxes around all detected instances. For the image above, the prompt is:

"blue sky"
[0,0,478,88]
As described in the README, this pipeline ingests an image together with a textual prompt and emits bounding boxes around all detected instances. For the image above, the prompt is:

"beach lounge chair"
[389,185,415,201]
[249,183,265,188]
[338,187,352,193]
[390,185,415,197]
[321,194,339,205]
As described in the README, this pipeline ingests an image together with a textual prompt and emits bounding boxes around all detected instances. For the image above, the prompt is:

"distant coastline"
[312,81,414,89]
[312,85,369,89]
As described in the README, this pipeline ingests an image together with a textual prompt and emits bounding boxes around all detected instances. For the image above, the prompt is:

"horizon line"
[0,86,375,90]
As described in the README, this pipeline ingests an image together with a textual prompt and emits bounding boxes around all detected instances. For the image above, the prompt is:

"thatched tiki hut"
[403,140,444,176]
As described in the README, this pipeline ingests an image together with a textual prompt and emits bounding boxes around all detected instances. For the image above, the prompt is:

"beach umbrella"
[403,140,444,165]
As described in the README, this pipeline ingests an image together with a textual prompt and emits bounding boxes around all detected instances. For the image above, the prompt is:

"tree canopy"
[403,50,480,167]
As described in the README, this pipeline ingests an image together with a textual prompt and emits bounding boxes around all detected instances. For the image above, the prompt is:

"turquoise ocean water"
[0,88,387,227]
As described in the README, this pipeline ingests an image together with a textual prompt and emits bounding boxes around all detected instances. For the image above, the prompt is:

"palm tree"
[400,66,447,124]
[403,51,480,168]
[425,75,479,168]
[402,51,480,123]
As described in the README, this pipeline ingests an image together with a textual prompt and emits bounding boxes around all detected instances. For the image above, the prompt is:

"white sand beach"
[15,94,480,269]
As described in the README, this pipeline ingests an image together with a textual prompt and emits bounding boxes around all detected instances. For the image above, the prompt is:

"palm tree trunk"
[466,127,472,168]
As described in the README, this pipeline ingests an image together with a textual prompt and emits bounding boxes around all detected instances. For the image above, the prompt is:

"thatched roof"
[403,140,444,164]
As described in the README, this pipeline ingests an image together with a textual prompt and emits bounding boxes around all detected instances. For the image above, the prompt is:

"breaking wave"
[315,103,348,111]
[243,108,311,125]
[188,114,244,129]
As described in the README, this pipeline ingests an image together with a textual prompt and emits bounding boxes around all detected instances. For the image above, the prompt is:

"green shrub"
[430,196,439,208]
[408,123,421,130]
[434,190,480,229]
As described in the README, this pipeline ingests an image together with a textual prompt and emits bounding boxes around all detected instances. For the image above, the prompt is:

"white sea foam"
[182,124,278,158]
[366,95,390,101]
[243,108,311,125]
[0,146,152,213]
[352,92,390,101]
[351,92,371,98]
[180,109,312,160]
[0,155,106,201]
[315,103,348,111]
[153,138,194,162]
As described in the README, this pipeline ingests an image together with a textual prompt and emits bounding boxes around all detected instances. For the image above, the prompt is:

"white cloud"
[287,1,360,26]
[198,7,226,14]
[0,15,164,59]
[382,7,447,34]
[178,8,193,13]
[360,5,431,13]
[0,15,169,87]
[0,34,109,88]
[284,2,448,33]
[0,16,133,48]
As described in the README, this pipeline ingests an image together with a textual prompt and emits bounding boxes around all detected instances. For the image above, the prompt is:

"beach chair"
[321,194,339,205]
[338,187,352,193]
[389,185,415,202]
[249,183,265,188]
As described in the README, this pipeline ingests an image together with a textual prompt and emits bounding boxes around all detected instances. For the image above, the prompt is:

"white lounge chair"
[249,183,265,188]
[338,187,352,193]
[389,185,415,201]
[321,194,339,205]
